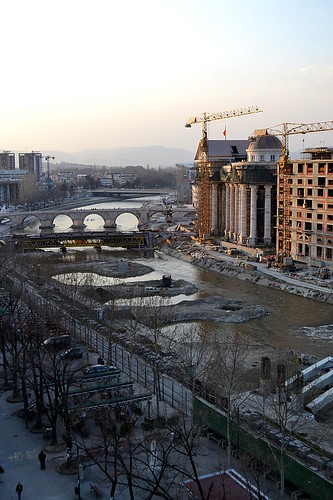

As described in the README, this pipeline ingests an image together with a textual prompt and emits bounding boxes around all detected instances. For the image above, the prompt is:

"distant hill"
[46,145,194,168]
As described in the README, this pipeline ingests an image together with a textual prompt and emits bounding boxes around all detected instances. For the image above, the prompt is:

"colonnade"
[211,183,272,246]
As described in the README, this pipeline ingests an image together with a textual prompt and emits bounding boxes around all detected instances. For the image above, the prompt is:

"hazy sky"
[1,0,333,155]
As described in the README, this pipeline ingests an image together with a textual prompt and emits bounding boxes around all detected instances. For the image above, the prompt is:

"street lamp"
[44,155,55,194]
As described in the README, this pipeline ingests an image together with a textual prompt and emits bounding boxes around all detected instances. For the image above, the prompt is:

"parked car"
[42,334,71,350]
[60,347,84,360]
[83,364,118,375]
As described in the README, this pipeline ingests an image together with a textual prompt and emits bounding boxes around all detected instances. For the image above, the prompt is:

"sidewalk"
[0,389,283,500]
[0,393,76,500]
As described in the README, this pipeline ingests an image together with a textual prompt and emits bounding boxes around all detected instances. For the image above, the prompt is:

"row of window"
[295,163,333,174]
[296,221,333,232]
[296,188,333,197]
[297,244,332,260]
[251,154,276,162]
[295,212,333,221]
[297,178,333,186]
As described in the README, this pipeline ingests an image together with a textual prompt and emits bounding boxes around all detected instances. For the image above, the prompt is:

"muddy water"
[47,196,333,359]
[130,251,333,359]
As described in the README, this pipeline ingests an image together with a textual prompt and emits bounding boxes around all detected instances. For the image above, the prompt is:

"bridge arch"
[115,211,140,231]
[83,213,106,230]
[52,213,74,231]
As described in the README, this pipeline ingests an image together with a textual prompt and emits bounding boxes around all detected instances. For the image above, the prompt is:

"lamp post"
[44,155,55,195]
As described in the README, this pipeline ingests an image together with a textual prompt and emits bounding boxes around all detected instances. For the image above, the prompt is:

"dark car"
[83,364,118,375]
[42,334,71,350]
[60,347,84,360]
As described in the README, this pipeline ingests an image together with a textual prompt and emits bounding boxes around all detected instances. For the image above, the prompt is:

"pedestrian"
[15,481,23,499]
[38,450,46,470]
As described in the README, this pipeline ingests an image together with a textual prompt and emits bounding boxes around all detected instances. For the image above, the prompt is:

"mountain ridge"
[44,145,194,168]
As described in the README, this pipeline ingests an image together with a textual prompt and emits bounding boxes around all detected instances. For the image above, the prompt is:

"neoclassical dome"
[248,133,282,151]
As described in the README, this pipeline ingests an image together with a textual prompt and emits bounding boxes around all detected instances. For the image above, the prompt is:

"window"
[317,213,323,220]
[328,225,333,232]
[328,165,333,173]
[328,214,333,221]
[318,189,324,197]
[251,155,255,162]
[305,222,312,231]
[260,154,265,161]
[307,188,312,196]
[318,203,324,208]
[306,164,313,174]
[327,247,332,260]
[317,223,323,230]
[306,212,312,219]
[297,179,303,185]
[328,180,333,185]
[298,164,304,173]
[329,189,333,197]
[317,246,322,258]
[296,211,302,218]
[298,243,302,254]
[318,177,326,187]
[307,179,313,185]
[298,188,304,196]
[270,155,275,161]
[319,163,325,173]
[329,204,333,209]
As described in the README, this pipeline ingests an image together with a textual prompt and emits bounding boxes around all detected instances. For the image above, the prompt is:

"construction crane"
[252,121,333,259]
[185,105,262,240]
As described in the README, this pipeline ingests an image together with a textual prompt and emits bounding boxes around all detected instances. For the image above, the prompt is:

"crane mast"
[186,105,262,240]
[253,121,333,258]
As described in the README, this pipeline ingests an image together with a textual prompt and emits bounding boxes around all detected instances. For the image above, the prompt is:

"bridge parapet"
[2,205,181,233]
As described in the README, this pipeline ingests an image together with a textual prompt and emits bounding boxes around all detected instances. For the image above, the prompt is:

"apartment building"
[288,148,333,268]
[0,151,15,169]
[19,151,43,180]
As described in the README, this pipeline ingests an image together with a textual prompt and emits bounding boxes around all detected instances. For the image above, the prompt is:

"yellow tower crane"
[185,105,262,240]
[253,121,333,259]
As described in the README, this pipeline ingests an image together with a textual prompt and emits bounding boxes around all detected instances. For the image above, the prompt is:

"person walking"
[16,481,23,499]
[38,450,46,470]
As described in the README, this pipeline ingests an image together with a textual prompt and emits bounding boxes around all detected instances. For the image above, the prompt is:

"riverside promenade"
[0,388,282,500]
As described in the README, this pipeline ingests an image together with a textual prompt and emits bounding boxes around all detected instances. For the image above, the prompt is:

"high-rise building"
[19,151,43,180]
[0,151,15,170]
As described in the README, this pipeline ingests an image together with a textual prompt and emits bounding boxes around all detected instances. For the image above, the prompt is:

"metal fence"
[75,322,192,417]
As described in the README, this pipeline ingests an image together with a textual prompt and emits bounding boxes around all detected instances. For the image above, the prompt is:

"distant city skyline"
[1,0,333,157]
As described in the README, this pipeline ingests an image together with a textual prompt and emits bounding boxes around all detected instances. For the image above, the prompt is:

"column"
[211,184,218,233]
[264,184,272,245]
[225,184,230,238]
[234,185,239,241]
[240,185,247,243]
[248,185,258,246]
[229,185,235,240]
[221,185,226,234]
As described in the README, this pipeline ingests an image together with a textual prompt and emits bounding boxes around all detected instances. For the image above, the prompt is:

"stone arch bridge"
[0,206,185,231]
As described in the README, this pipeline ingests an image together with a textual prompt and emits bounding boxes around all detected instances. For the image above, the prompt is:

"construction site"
[186,106,333,273]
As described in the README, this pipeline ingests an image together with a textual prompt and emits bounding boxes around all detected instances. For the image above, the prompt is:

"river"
[28,196,333,360]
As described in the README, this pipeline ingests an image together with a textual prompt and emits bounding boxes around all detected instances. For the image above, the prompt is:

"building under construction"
[190,109,333,269]
[278,147,333,268]
[193,131,281,248]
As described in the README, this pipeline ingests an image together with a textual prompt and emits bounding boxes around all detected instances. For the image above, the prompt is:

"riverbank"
[160,244,333,305]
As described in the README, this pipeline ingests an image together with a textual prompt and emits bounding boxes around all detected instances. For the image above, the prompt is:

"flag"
[223,127,227,140]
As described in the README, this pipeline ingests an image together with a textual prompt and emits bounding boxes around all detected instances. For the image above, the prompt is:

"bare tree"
[211,332,250,467]
[176,324,215,421]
